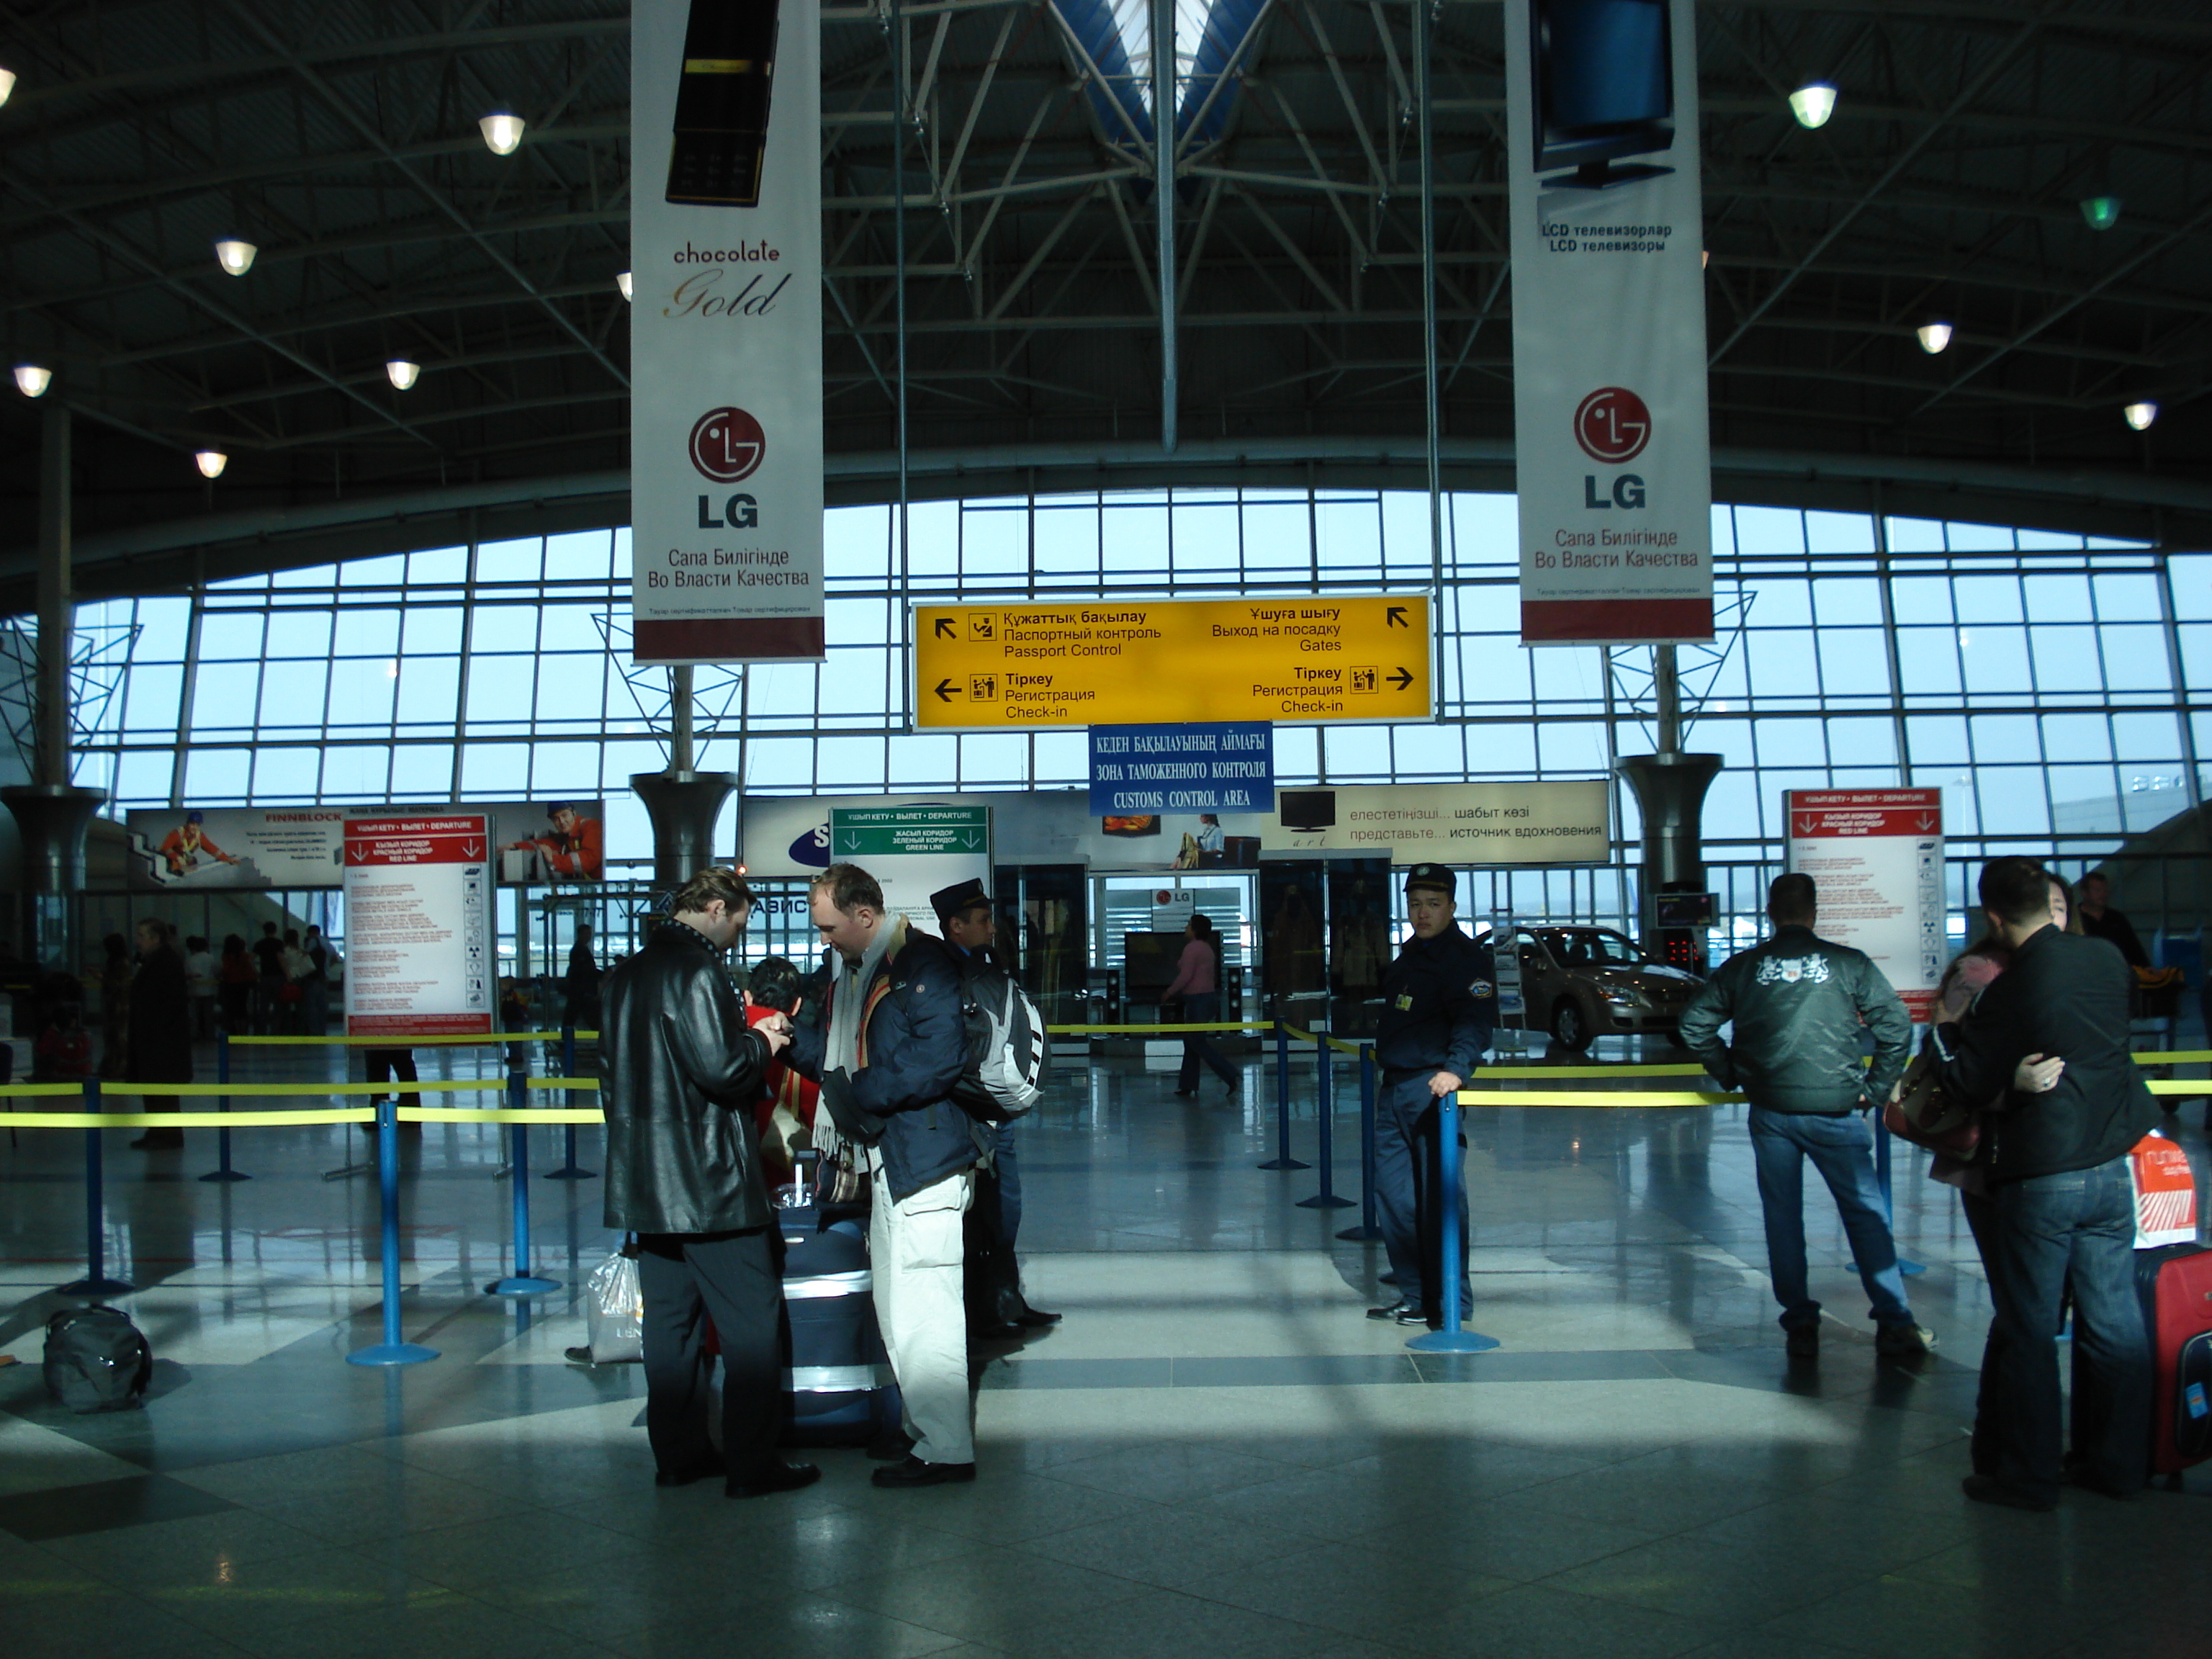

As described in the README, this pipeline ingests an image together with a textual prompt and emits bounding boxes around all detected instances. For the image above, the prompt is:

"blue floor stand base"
[488,1274,559,1296]
[1296,1194,1356,1209]
[1336,1222,1384,1240]
[1257,1157,1311,1171]
[199,1169,251,1183]
[1406,1327,1501,1353]
[347,1342,439,1367]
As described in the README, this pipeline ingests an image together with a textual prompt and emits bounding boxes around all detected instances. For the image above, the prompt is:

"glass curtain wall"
[63,491,2207,945]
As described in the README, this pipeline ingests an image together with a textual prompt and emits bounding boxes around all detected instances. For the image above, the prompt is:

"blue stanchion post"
[1298,1032,1354,1209]
[348,1094,439,1366]
[59,1079,134,1296]
[1338,1043,1384,1241]
[490,1067,559,1295]
[1258,1020,1310,1171]
[200,1028,248,1183]
[546,1022,594,1180]
[1407,1092,1499,1353]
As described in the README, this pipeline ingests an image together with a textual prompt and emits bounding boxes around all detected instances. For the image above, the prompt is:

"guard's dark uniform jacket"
[1678,924,1911,1113]
[1932,924,2157,1184]
[788,916,980,1204]
[1375,926,1496,1076]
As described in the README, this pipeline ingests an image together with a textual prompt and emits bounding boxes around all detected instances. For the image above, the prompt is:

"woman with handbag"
[1164,914,1238,1098]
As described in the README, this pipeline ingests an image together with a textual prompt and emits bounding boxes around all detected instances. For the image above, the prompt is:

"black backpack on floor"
[44,1305,152,1413]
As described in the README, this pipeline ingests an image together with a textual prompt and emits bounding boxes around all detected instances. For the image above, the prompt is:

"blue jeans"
[1175,992,1238,1091]
[1984,1155,2149,1501]
[1748,1108,1913,1331]
[992,1120,1022,1249]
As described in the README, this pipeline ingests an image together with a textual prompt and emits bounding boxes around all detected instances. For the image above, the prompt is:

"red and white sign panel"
[1504,0,1714,646]
[629,0,824,665]
[343,816,495,1038]
[1786,789,1946,1020]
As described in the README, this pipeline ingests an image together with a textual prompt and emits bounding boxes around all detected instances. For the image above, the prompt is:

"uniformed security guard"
[1367,863,1496,1328]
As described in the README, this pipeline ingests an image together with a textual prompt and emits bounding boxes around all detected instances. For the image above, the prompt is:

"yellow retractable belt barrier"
[397,1107,605,1124]
[226,1031,598,1047]
[1458,1088,1740,1109]
[1049,1021,1272,1034]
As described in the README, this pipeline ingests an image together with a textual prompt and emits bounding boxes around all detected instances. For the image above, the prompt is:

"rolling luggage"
[781,1218,899,1446]
[2134,1242,2212,1480]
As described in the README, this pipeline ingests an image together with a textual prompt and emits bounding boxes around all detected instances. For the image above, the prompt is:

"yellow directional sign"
[913,595,1431,729]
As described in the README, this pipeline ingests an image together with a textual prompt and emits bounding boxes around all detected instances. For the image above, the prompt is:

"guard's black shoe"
[867,1431,916,1462]
[1017,1305,1063,1327]
[565,1345,595,1365]
[872,1455,976,1488]
[1367,1299,1422,1323]
[969,1319,1026,1341]
[654,1456,723,1488]
[1961,1474,2055,1512]
[1785,1325,1819,1359]
[727,1461,821,1500]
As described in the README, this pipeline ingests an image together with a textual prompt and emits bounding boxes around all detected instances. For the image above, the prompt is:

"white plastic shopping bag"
[584,1245,644,1363]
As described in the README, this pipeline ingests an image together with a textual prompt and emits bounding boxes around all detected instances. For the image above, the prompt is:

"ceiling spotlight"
[1699,249,1709,270]
[2123,400,2159,431]
[386,359,421,391]
[194,449,229,479]
[1788,81,1837,129]
[2080,194,2122,231]
[0,66,17,107]
[616,271,634,301]
[479,110,525,156]
[14,363,52,397]
[1917,321,1954,355]
[215,237,257,276]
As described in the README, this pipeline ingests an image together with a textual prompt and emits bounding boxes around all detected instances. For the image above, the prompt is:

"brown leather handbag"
[1883,1044,1980,1158]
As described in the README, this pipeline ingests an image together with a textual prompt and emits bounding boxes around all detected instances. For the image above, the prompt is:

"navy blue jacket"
[788,919,981,1203]
[1375,925,1496,1076]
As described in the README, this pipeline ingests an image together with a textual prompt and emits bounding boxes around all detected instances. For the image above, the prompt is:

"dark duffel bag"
[44,1305,152,1413]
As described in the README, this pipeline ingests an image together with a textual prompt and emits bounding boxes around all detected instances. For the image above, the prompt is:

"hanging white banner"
[1505,0,1713,647]
[631,0,824,664]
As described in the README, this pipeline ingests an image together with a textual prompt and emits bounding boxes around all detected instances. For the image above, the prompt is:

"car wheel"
[1550,998,1591,1051]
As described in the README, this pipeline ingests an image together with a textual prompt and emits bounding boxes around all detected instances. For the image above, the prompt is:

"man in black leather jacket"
[600,866,817,1499]
[1932,856,2156,1511]
[787,862,983,1488]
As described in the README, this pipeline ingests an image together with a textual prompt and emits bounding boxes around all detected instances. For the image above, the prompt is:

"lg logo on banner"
[1575,386,1648,510]
[691,405,764,527]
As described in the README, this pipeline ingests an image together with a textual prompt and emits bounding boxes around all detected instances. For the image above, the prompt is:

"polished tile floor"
[2,1033,2208,1659]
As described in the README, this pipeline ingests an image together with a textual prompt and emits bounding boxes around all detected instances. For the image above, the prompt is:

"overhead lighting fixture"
[2123,400,2159,431]
[479,110,525,156]
[0,66,17,107]
[1788,81,1837,129]
[1699,250,1709,270]
[194,449,228,479]
[386,359,421,391]
[14,363,52,397]
[214,237,258,276]
[616,271,633,301]
[1917,321,1954,355]
[2080,194,2122,231]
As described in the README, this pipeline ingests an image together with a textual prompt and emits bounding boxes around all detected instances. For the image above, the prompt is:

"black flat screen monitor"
[1278,789,1336,831]
[1532,0,1675,188]
[1123,931,1188,1002]
[1653,891,1716,928]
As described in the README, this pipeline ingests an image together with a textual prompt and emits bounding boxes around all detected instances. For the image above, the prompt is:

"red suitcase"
[2134,1242,2212,1478]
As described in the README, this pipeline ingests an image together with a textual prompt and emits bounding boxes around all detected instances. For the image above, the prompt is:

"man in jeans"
[1678,873,1930,1359]
[1932,856,2157,1510]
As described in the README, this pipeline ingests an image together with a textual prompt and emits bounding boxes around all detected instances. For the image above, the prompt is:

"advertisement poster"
[745,781,1611,877]
[1505,0,1713,645]
[125,801,606,891]
[342,816,495,1038]
[630,0,824,663]
[1784,788,1946,1020]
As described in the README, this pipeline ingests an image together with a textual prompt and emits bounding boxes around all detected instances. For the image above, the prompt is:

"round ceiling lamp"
[14,364,52,397]
[215,237,258,276]
[386,359,421,390]
[616,271,634,301]
[1916,321,1954,354]
[194,449,229,479]
[1788,82,1837,129]
[2123,401,2158,431]
[0,66,17,107]
[479,110,525,156]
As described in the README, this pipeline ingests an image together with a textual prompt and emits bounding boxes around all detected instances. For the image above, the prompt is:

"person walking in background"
[182,934,217,1042]
[565,922,604,1034]
[599,866,815,1500]
[2075,870,2149,968]
[127,918,193,1151]
[251,920,285,1034]
[96,932,132,1080]
[1932,855,2157,1511]
[302,925,331,1035]
[1367,866,1496,1330]
[1162,912,1238,1099]
[217,933,255,1034]
[1678,873,1930,1359]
